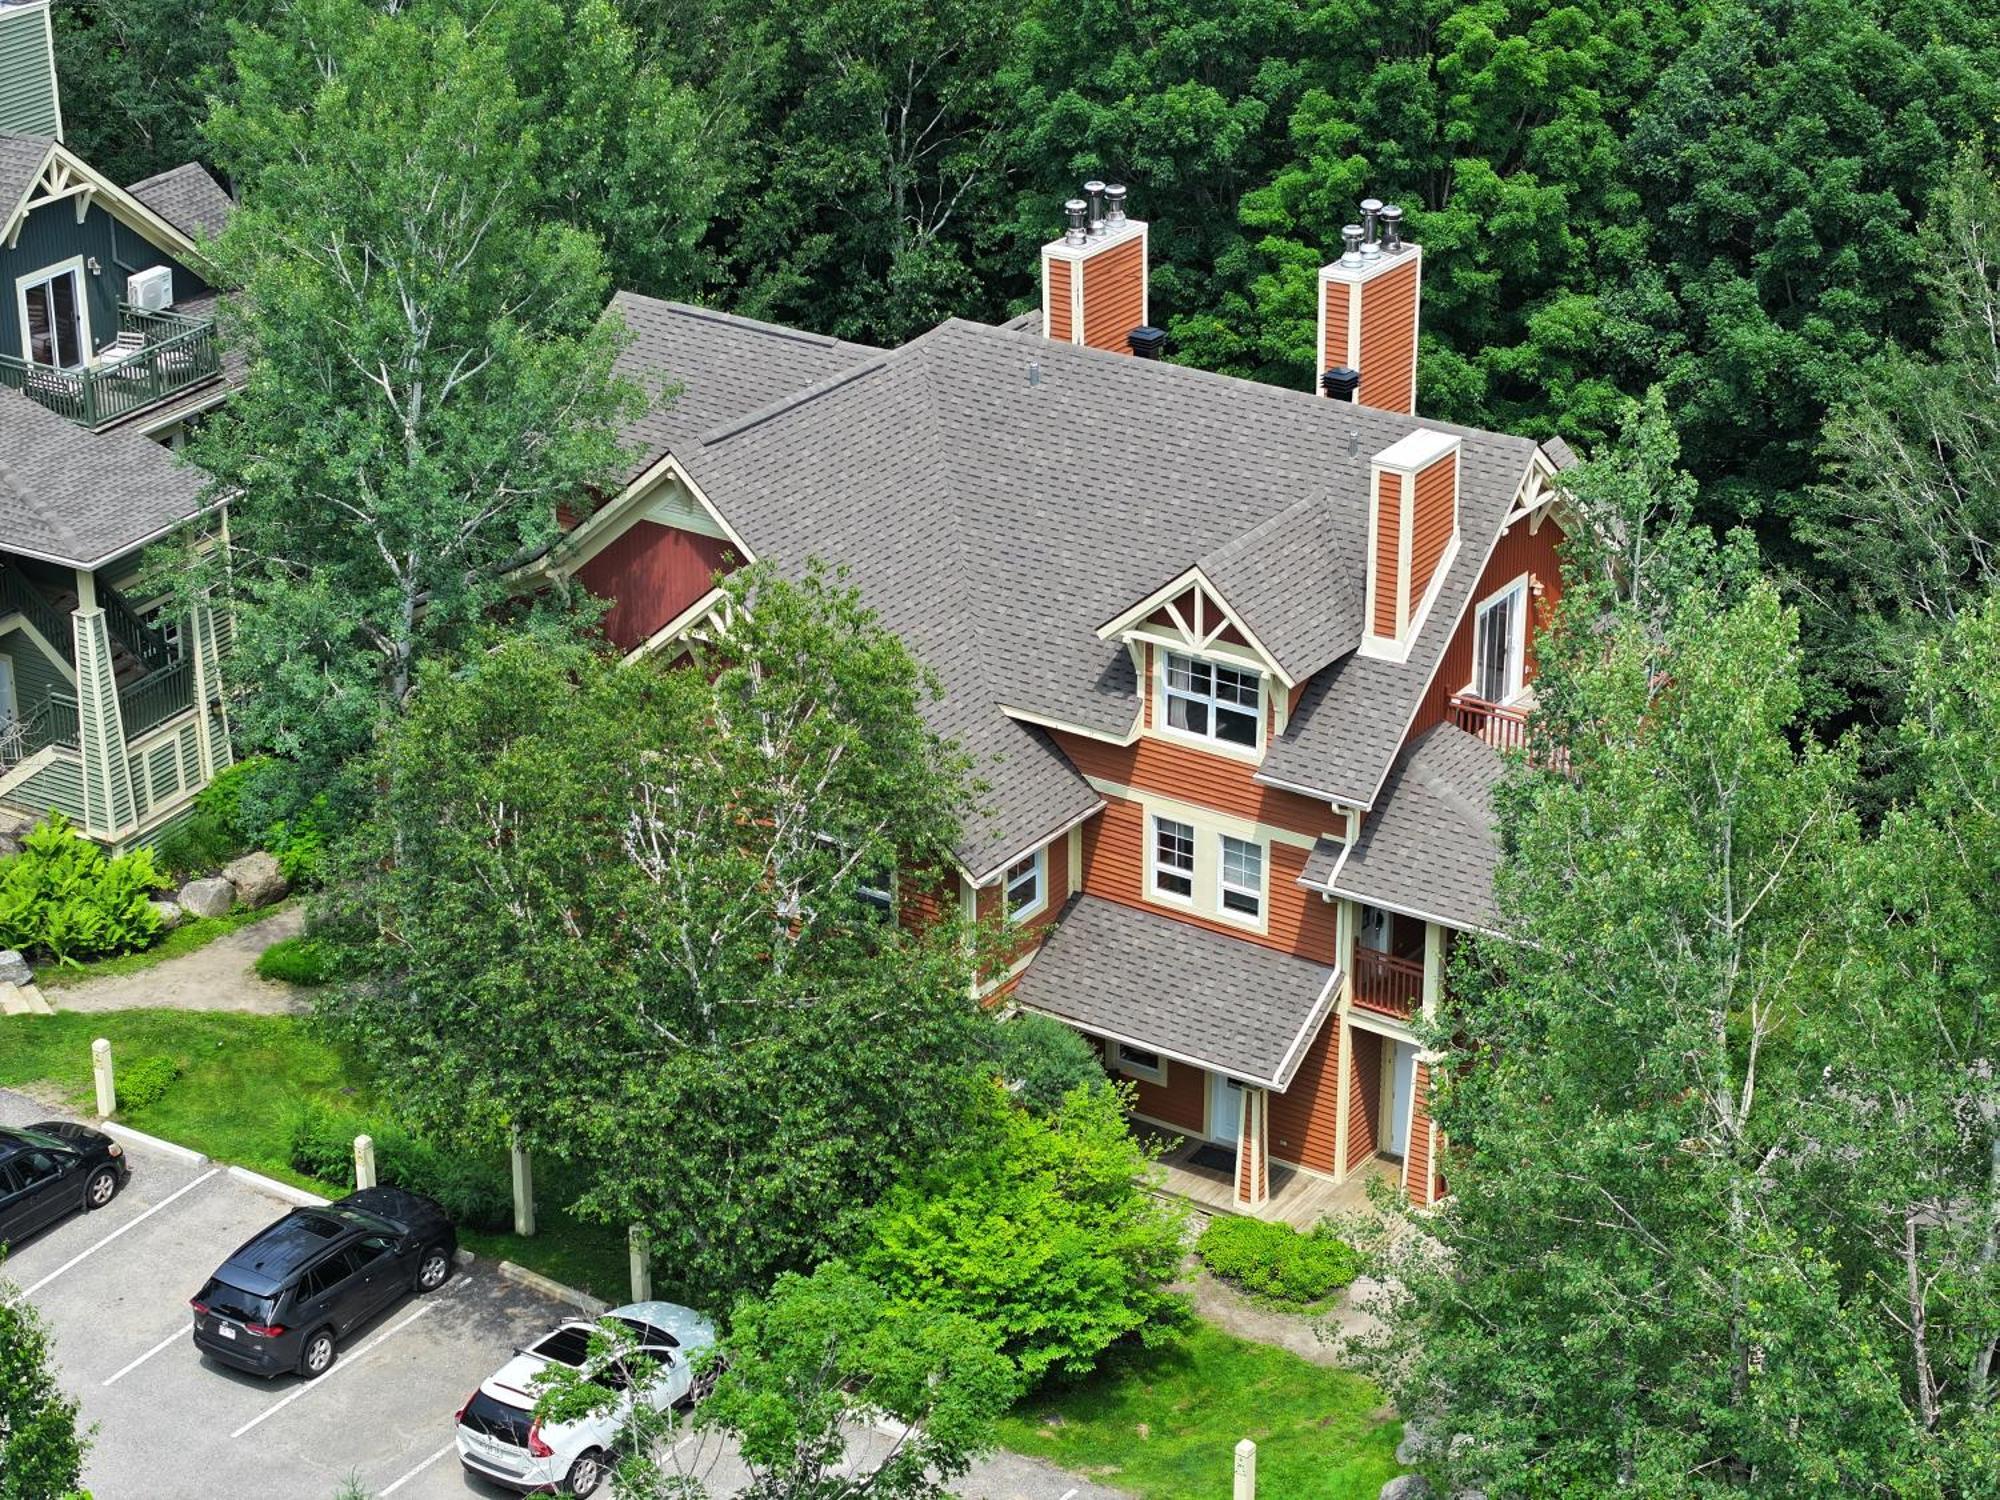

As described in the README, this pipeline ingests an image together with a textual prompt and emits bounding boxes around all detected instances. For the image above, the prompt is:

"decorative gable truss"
[1096,569,1300,737]
[2,141,202,258]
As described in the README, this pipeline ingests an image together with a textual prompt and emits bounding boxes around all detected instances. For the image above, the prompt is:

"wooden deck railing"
[1353,948,1425,1020]
[1448,691,1531,752]
[0,303,220,430]
[0,564,75,664]
[118,658,195,737]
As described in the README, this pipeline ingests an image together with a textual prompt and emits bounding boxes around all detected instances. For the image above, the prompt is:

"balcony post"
[71,573,135,840]
[1233,1086,1270,1209]
[187,603,231,780]
[1330,1020,1353,1184]
[1422,922,1443,1023]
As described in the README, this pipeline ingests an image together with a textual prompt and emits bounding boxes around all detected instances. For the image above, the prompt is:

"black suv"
[191,1186,456,1379]
[0,1121,129,1247]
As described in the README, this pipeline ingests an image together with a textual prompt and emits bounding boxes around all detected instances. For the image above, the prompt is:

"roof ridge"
[125,159,210,192]
[1405,723,1502,833]
[694,318,960,447]
[1199,490,1331,574]
[613,292,877,355]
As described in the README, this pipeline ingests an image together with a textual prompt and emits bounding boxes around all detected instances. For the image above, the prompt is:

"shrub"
[0,813,167,965]
[117,1055,182,1110]
[984,1012,1108,1115]
[1195,1216,1361,1307]
[862,1082,1189,1383]
[287,1101,511,1230]
[256,936,335,986]
[151,758,275,879]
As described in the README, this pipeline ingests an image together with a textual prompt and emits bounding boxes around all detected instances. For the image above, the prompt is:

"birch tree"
[190,0,639,799]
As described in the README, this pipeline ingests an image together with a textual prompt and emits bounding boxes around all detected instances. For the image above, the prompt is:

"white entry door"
[1385,1041,1418,1156]
[1209,1072,1243,1145]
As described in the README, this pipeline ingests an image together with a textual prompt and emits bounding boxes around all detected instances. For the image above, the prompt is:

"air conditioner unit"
[126,266,174,313]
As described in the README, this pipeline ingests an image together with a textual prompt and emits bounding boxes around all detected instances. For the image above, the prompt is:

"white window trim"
[1465,572,1530,705]
[1216,833,1265,928]
[15,255,92,369]
[1004,847,1047,924]
[1149,813,1196,905]
[1114,1043,1167,1086]
[1154,648,1264,758]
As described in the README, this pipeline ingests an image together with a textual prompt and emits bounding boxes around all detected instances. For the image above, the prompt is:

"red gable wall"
[576,521,738,652]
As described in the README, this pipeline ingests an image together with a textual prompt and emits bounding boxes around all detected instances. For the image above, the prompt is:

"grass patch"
[996,1320,1402,1500]
[255,934,335,986]
[33,905,279,989]
[0,1007,628,1298]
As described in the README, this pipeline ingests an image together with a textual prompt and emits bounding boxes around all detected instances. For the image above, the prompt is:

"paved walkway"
[46,905,307,1015]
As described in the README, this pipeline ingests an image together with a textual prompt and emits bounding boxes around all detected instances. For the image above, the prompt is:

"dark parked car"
[0,1121,129,1247]
[190,1186,456,1379]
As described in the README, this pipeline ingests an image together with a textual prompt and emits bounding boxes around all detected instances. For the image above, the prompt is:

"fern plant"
[0,813,167,965]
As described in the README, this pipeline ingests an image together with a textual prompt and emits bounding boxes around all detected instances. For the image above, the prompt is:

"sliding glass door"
[21,266,85,368]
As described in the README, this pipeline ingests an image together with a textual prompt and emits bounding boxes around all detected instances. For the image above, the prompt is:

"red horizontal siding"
[1132,1057,1205,1132]
[1358,258,1418,416]
[1269,1018,1339,1174]
[1345,1024,1381,1172]
[1081,235,1145,353]
[1050,728,1340,842]
[1409,514,1567,740]
[1408,451,1456,607]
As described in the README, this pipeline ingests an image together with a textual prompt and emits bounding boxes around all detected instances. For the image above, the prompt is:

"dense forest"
[52,0,2000,768]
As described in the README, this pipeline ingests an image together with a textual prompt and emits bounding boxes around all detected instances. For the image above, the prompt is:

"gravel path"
[46,905,307,1015]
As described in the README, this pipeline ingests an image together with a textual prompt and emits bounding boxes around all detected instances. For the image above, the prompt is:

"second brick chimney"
[1317,200,1422,415]
[1042,181,1149,354]
[1365,427,1461,653]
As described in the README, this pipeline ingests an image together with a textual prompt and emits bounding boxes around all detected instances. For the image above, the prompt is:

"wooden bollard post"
[1233,1438,1256,1500]
[92,1038,115,1117]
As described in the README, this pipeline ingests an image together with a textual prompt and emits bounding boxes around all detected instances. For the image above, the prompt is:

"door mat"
[1187,1143,1237,1174]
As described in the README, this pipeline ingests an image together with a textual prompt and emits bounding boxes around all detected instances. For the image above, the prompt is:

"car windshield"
[197,1278,277,1325]
[461,1391,532,1446]
[1,1126,66,1151]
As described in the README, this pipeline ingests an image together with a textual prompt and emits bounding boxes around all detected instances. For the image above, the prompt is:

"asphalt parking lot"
[2,1090,1124,1500]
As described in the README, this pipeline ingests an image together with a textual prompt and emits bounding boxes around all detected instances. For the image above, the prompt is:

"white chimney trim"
[1041,216,1148,263]
[1320,242,1423,287]
[1371,427,1460,474]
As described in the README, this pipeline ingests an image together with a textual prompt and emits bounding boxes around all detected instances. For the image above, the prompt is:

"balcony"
[0,303,221,430]
[1352,947,1425,1021]
[1448,691,1531,752]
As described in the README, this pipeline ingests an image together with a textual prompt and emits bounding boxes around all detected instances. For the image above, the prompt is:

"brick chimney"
[1365,428,1460,651]
[1317,200,1421,415]
[1042,181,1149,354]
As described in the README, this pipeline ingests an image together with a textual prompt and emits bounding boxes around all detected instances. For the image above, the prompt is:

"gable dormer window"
[1163,652,1260,748]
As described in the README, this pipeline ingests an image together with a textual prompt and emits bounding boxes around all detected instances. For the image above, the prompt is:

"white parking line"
[377,1439,456,1497]
[10,1168,219,1301]
[229,1298,443,1440]
[1058,1489,1079,1500]
[103,1324,188,1387]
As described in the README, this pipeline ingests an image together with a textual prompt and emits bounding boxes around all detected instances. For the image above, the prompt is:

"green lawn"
[34,905,278,989]
[997,1320,1403,1500]
[0,1009,627,1298]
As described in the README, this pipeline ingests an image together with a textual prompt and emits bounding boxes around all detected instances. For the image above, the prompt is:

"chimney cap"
[1063,197,1089,246]
[1340,225,1365,267]
[1380,203,1406,252]
[1083,180,1108,235]
[1105,183,1128,227]
[1322,366,1360,401]
[1128,325,1167,359]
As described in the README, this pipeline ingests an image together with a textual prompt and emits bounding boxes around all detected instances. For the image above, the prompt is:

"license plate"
[216,1323,237,1340]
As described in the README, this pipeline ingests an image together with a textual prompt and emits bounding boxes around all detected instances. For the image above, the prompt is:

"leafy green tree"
[536,1264,1019,1499]
[1794,154,2000,788]
[980,1011,1106,1114]
[188,0,640,801]
[319,567,986,1298]
[50,0,273,184]
[862,1081,1189,1382]
[0,1276,89,1500]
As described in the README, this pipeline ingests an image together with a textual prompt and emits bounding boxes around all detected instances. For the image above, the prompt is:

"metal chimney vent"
[1340,225,1365,267]
[1083,180,1107,236]
[1063,198,1089,246]
[1105,184,1128,228]
[1381,204,1406,253]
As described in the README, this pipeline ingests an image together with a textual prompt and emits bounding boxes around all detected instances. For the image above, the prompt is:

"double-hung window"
[1163,652,1260,748]
[1115,1044,1166,1084]
[1218,835,1263,920]
[1152,816,1195,899]
[1005,848,1046,923]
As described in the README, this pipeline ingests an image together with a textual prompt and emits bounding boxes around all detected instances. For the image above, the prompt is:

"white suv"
[454,1300,716,1496]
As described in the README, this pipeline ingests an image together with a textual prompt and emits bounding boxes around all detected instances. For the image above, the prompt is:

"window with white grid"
[1219,835,1263,919]
[1152,816,1194,899]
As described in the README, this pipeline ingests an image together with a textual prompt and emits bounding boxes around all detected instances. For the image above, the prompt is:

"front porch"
[1142,1124,1399,1228]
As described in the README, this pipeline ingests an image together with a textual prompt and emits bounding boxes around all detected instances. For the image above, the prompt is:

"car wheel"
[84,1166,120,1210]
[565,1450,606,1496]
[298,1328,336,1379]
[413,1245,452,1293]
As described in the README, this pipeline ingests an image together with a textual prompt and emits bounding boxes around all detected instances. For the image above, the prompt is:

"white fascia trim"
[1344,1005,1420,1044]
[967,798,1106,888]
[1082,772,1323,851]
[621,584,729,664]
[1094,566,1296,689]
[1401,531,1463,647]
[1270,968,1343,1091]
[1323,884,1505,943]
[1293,837,1352,895]
[1249,767,1368,818]
[556,452,754,575]
[997,701,1141,747]
[1019,1007,1290,1092]
[1358,454,1539,813]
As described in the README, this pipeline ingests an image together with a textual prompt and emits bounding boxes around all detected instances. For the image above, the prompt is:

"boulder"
[0,949,31,986]
[148,900,185,931]
[1396,1423,1438,1467]
[221,851,288,909]
[177,877,236,920]
[1381,1477,1435,1500]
